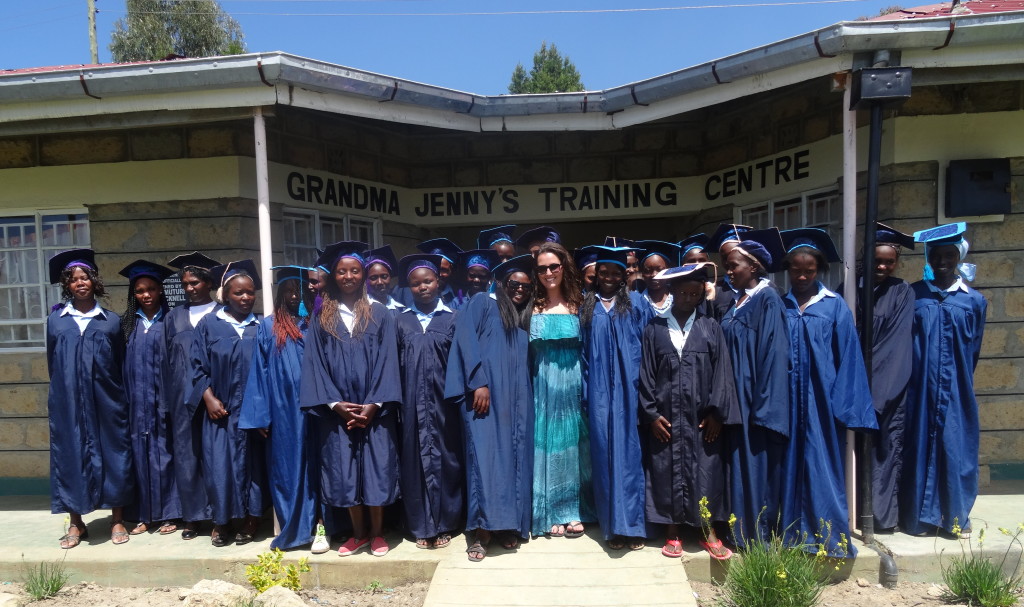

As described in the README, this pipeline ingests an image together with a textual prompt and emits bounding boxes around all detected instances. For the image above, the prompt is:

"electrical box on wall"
[946,158,1011,217]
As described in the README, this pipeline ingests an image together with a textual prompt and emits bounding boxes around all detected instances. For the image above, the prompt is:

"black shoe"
[182,526,199,541]
[211,526,231,547]
[234,531,253,545]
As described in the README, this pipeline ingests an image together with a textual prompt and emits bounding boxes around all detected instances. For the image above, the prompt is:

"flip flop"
[629,538,645,551]
[661,538,683,558]
[466,539,487,562]
[415,537,433,549]
[607,537,626,551]
[434,533,452,549]
[158,521,178,535]
[129,522,148,535]
[565,522,585,539]
[700,539,733,561]
[548,524,565,538]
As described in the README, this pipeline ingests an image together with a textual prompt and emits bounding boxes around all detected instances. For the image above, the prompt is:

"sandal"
[607,537,626,551]
[548,524,565,538]
[501,532,520,550]
[466,539,488,562]
[565,521,585,539]
[111,520,130,545]
[415,537,433,549]
[662,538,683,558]
[130,522,149,535]
[158,521,178,535]
[700,539,733,561]
[629,537,645,551]
[434,533,452,549]
[59,522,88,549]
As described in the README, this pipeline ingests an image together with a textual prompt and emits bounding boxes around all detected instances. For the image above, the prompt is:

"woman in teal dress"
[530,242,594,538]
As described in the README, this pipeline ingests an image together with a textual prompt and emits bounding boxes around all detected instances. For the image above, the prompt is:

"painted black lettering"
[722,170,737,198]
[578,187,594,210]
[736,166,752,194]
[354,184,368,210]
[631,183,651,208]
[794,149,810,180]
[481,190,496,214]
[446,192,461,216]
[756,161,773,188]
[775,155,793,185]
[307,175,324,205]
[338,180,352,208]
[704,175,721,201]
[539,187,557,212]
[602,184,621,209]
[286,172,304,201]
[388,193,400,216]
[655,182,677,206]
[430,192,444,216]
[370,187,386,213]
[416,194,429,217]
[560,187,578,211]
[502,189,519,213]
[324,180,338,206]
[464,192,480,216]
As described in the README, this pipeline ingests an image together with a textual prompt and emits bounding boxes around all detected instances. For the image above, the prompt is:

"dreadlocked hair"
[532,242,583,314]
[580,267,632,328]
[318,280,374,339]
[273,281,304,350]
[496,282,533,332]
[120,277,168,342]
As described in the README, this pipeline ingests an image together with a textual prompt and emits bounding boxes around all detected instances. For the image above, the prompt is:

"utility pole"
[87,0,98,64]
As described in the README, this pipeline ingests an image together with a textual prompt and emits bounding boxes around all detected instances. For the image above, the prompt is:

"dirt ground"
[691,579,1020,606]
[6,580,429,607]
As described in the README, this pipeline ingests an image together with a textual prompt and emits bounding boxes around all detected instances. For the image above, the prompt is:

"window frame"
[281,207,382,267]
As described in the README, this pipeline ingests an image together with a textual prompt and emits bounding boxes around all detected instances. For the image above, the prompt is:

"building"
[1,4,1022,486]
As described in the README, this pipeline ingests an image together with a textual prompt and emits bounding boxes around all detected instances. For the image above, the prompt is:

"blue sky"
[3,0,901,94]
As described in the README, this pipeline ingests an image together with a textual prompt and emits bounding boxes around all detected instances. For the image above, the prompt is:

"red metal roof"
[869,0,1024,20]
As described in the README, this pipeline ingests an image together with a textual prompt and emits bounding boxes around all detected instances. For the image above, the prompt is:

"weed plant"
[244,548,310,593]
[939,520,1023,607]
[21,555,71,601]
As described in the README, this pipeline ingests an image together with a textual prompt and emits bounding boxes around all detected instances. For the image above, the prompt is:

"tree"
[508,42,585,94]
[110,0,246,62]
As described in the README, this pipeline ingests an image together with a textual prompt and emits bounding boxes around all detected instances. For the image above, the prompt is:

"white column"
[842,75,859,534]
[254,107,274,316]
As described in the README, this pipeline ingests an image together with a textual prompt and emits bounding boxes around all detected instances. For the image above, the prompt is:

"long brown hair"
[318,257,374,338]
[532,242,583,313]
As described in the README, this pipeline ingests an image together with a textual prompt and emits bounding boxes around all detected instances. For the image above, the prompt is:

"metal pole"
[87,0,98,64]
[841,76,858,536]
[859,101,883,546]
[253,108,274,317]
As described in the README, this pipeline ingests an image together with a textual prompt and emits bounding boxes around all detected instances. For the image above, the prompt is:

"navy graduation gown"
[580,291,653,539]
[857,277,914,529]
[239,316,319,549]
[189,311,268,525]
[444,293,534,538]
[299,302,402,509]
[124,314,180,523]
[163,304,211,522]
[639,313,739,527]
[900,280,986,535]
[719,282,791,546]
[782,289,877,556]
[396,307,464,539]
[46,306,134,515]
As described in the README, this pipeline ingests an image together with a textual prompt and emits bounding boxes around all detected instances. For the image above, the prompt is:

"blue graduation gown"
[782,289,877,556]
[239,316,319,549]
[124,314,180,523]
[580,291,653,539]
[163,304,211,522]
[46,306,134,514]
[299,302,402,508]
[396,307,464,539]
[856,277,914,529]
[189,311,268,525]
[720,282,791,546]
[639,313,740,527]
[444,293,534,538]
[900,280,986,535]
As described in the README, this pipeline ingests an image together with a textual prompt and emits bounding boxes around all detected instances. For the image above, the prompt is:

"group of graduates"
[46,219,985,563]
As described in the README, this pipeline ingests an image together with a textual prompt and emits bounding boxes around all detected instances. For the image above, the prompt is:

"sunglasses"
[536,263,563,275]
[506,280,534,292]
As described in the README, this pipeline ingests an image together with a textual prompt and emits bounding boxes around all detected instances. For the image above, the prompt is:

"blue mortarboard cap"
[635,240,681,266]
[603,236,635,249]
[118,259,175,283]
[167,251,220,271]
[586,245,633,270]
[781,228,842,263]
[875,222,915,250]
[210,259,262,291]
[493,254,535,280]
[417,238,463,263]
[459,249,500,272]
[655,262,717,283]
[478,225,517,250]
[914,222,967,246]
[48,248,96,284]
[271,265,310,285]
[318,241,370,271]
[733,228,786,273]
[708,223,754,251]
[516,226,561,250]
[574,248,599,270]
[363,245,398,273]
[678,233,709,255]
[397,254,443,287]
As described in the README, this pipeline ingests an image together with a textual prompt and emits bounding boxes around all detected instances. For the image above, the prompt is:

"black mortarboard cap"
[271,265,310,285]
[210,259,262,291]
[317,241,370,271]
[603,236,635,249]
[586,245,632,270]
[516,226,561,250]
[478,225,517,250]
[574,248,599,270]
[781,228,842,263]
[363,245,399,273]
[874,222,915,250]
[48,248,96,285]
[733,228,787,273]
[493,254,535,280]
[458,249,500,272]
[707,223,754,251]
[635,240,681,266]
[167,251,220,271]
[397,254,443,287]
[118,259,175,283]
[417,238,463,263]
[678,233,709,255]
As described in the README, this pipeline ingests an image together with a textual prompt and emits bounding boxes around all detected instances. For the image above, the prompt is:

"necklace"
[598,293,615,302]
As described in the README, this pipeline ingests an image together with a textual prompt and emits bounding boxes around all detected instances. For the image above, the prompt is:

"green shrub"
[940,521,1022,607]
[244,548,310,593]
[21,556,72,601]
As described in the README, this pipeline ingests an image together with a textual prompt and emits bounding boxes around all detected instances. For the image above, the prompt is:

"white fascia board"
[901,41,1024,70]
[611,55,851,129]
[283,86,482,133]
[480,113,616,132]
[0,86,276,124]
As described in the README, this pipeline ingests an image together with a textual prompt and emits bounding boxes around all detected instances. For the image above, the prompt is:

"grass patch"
[21,556,72,601]
[940,521,1023,607]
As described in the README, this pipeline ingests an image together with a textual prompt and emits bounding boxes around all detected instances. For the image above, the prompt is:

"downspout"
[253,107,274,317]
[841,73,858,539]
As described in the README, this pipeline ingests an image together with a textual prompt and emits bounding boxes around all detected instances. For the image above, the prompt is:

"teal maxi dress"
[530,312,594,535]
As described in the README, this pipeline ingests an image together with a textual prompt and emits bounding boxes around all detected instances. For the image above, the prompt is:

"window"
[282,209,381,266]
[0,212,90,349]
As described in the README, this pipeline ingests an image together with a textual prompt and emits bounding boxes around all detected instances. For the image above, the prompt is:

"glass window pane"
[282,212,316,266]
[320,217,344,246]
[348,219,374,246]
[740,204,769,229]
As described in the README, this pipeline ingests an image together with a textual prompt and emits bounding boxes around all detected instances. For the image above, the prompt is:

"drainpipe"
[841,74,858,537]
[253,107,274,316]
